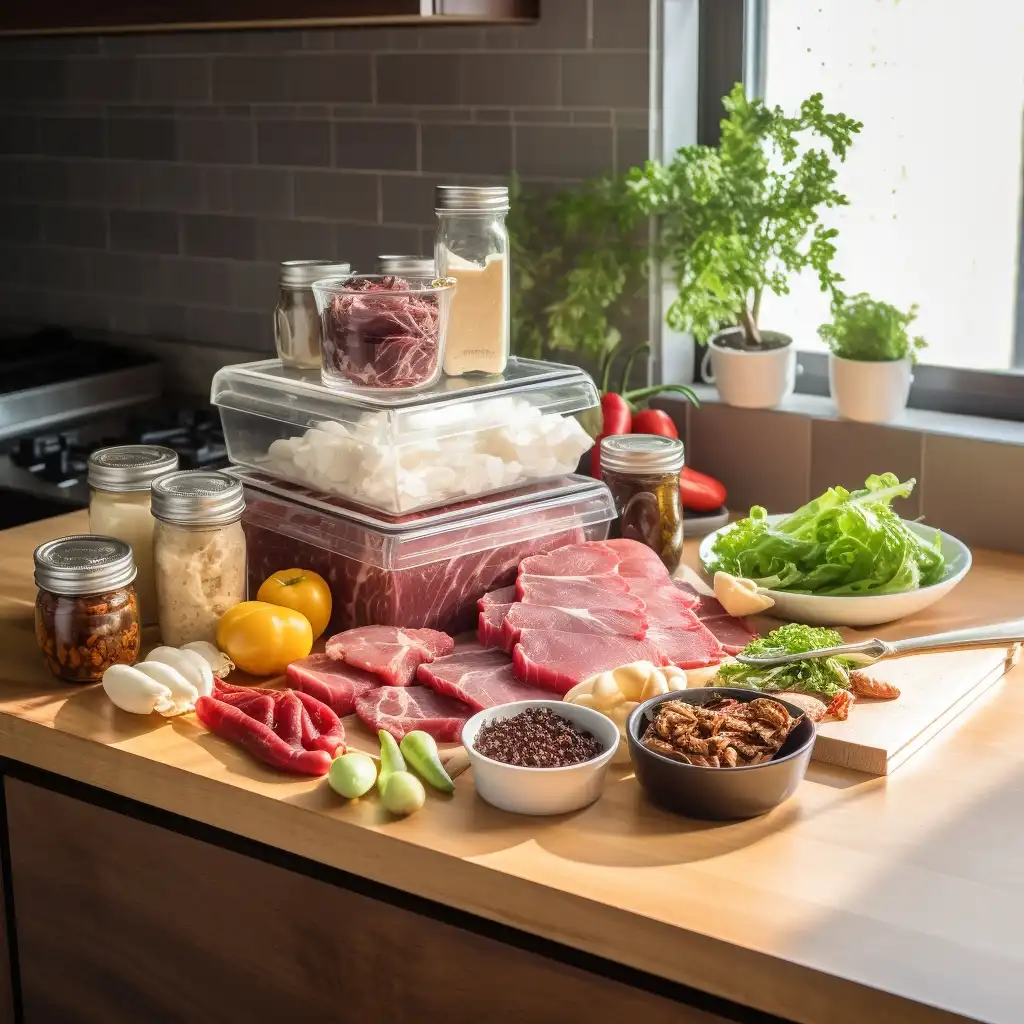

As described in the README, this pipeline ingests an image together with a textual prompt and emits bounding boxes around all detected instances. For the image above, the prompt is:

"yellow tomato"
[256,568,332,640]
[216,601,313,677]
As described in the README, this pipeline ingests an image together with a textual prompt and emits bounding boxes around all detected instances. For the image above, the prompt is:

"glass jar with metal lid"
[378,255,436,277]
[435,185,510,377]
[600,434,686,572]
[151,470,247,646]
[275,260,351,369]
[33,535,141,683]
[88,444,178,627]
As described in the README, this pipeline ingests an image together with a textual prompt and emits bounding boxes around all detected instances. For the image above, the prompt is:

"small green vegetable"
[379,770,426,817]
[819,292,927,364]
[400,730,455,793]
[328,752,378,800]
[377,729,406,785]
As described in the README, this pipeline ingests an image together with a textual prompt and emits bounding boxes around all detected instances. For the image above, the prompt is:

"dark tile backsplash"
[0,2,649,353]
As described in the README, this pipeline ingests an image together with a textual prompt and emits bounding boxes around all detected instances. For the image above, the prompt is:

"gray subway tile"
[615,108,650,128]
[41,205,108,248]
[135,57,211,103]
[335,223,421,272]
[0,116,38,156]
[244,29,306,54]
[0,204,42,245]
[380,174,443,227]
[302,31,334,51]
[136,163,205,211]
[67,160,140,206]
[332,28,398,51]
[332,120,417,171]
[572,109,614,124]
[0,158,69,202]
[592,0,650,50]
[515,124,612,178]
[107,117,177,161]
[182,213,257,260]
[562,52,649,108]
[203,167,233,211]
[509,109,571,124]
[810,419,924,519]
[65,57,134,101]
[0,59,67,102]
[230,261,281,310]
[186,306,274,351]
[24,246,95,292]
[255,217,336,262]
[109,209,180,254]
[376,54,461,106]
[212,55,288,103]
[177,117,254,164]
[147,31,249,55]
[138,301,188,340]
[160,257,233,305]
[231,167,292,216]
[418,26,484,50]
[513,0,588,49]
[615,126,648,173]
[292,170,378,221]
[91,251,164,297]
[461,53,560,107]
[38,117,105,158]
[422,123,512,175]
[257,119,331,167]
[286,53,373,103]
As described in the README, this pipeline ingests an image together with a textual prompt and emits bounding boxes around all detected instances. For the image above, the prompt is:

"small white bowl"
[462,700,620,816]
[699,516,972,627]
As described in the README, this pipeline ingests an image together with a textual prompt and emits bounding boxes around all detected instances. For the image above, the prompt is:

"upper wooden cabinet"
[0,0,538,36]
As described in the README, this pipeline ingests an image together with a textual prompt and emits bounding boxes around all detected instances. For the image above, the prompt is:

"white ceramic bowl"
[462,700,620,816]
[698,516,972,627]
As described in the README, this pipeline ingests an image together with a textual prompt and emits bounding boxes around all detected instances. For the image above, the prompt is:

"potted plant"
[627,84,862,408]
[819,292,926,422]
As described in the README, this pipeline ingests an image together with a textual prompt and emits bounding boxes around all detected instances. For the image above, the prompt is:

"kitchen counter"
[2,513,1024,1023]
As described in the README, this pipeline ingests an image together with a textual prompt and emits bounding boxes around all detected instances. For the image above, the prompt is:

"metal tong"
[734,619,1024,668]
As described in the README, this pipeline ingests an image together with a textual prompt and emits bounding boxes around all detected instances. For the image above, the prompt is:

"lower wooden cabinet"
[4,779,727,1024]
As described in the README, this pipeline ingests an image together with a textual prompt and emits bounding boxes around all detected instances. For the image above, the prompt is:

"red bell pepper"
[630,408,679,439]
[681,466,727,512]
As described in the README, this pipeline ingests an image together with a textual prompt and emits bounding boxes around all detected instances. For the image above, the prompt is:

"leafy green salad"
[705,473,945,596]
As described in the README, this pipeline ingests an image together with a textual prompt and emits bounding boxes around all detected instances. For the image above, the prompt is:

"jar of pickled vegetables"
[600,434,685,572]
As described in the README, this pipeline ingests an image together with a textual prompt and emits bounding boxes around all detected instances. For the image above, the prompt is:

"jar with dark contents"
[600,434,685,572]
[33,535,141,684]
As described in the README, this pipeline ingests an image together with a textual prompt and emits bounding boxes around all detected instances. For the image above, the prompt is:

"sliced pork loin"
[517,543,621,579]
[478,603,513,650]
[478,586,516,611]
[355,684,473,741]
[645,625,725,668]
[597,538,670,579]
[325,625,455,686]
[499,601,647,649]
[416,644,551,710]
[515,575,639,609]
[287,654,382,717]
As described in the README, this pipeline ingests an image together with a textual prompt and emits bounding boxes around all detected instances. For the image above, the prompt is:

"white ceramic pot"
[701,329,798,409]
[829,354,912,423]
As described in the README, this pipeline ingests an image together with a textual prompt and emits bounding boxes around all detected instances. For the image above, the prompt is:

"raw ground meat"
[287,653,382,716]
[479,586,516,610]
[518,544,621,579]
[325,625,454,686]
[355,684,474,741]
[416,644,552,710]
[478,603,513,650]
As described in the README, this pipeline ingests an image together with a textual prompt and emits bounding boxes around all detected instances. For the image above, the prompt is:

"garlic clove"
[591,671,626,709]
[639,670,670,702]
[662,665,689,690]
[145,646,213,698]
[134,662,198,716]
[181,641,234,679]
[102,664,176,716]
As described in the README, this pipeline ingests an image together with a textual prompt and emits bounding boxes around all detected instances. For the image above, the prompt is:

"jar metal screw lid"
[151,471,245,527]
[599,434,685,475]
[435,185,509,213]
[378,255,436,276]
[87,445,180,492]
[33,535,137,596]
[280,261,351,288]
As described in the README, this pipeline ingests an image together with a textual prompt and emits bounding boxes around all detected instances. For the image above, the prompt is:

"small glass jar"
[275,260,351,369]
[435,185,510,377]
[88,445,179,628]
[600,435,685,573]
[151,471,247,647]
[378,255,435,276]
[33,535,141,684]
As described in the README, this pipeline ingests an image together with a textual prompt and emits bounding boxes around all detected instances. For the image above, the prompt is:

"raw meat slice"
[599,539,670,579]
[626,579,701,619]
[287,653,381,716]
[699,614,756,654]
[516,575,638,608]
[293,690,348,756]
[275,691,303,746]
[645,624,725,669]
[479,586,516,611]
[416,645,552,710]
[478,603,513,651]
[355,684,474,741]
[773,691,828,722]
[326,625,455,686]
[512,629,668,694]
[517,544,620,579]
[499,601,647,649]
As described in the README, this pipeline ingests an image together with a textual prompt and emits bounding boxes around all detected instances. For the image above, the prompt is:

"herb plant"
[818,292,927,363]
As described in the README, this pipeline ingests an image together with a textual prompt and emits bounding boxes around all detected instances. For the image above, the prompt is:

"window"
[757,0,1024,372]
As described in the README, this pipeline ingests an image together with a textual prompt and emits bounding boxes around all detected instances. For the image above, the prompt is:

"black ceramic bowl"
[626,687,816,821]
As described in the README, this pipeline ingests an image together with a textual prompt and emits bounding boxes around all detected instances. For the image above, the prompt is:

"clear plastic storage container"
[233,469,616,636]
[211,356,600,515]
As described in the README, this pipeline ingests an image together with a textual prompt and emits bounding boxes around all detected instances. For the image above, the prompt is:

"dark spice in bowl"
[475,707,604,768]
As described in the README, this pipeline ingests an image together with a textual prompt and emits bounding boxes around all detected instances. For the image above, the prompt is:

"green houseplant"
[819,292,926,422]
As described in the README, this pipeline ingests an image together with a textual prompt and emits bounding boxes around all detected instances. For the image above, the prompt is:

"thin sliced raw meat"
[479,586,516,611]
[516,575,637,607]
[325,625,455,686]
[478,603,513,651]
[355,684,473,741]
[499,601,647,649]
[599,539,670,579]
[288,653,381,716]
[293,689,347,756]
[275,691,303,745]
[646,623,725,669]
[512,629,668,694]
[690,593,729,619]
[700,614,756,654]
[417,645,552,710]
[774,691,828,722]
[517,544,620,579]
[627,579,702,620]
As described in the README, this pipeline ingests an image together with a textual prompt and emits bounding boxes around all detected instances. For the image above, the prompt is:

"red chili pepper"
[601,392,632,435]
[630,408,679,439]
[681,466,727,512]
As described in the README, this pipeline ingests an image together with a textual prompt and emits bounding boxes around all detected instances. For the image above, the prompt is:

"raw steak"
[478,603,513,651]
[479,586,516,610]
[416,645,552,710]
[287,653,381,716]
[516,575,638,608]
[598,539,670,579]
[499,601,647,648]
[512,629,669,694]
[355,684,474,741]
[517,543,620,579]
[698,615,756,654]
[626,578,701,617]
[325,625,455,686]
[645,625,725,668]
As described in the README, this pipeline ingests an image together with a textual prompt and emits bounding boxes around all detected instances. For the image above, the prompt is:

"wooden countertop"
[3,513,1024,1024]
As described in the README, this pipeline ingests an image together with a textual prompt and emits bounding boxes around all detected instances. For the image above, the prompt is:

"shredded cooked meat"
[641,697,802,768]
[849,670,901,701]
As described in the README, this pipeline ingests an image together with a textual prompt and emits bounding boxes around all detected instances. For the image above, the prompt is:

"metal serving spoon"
[734,619,1024,668]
